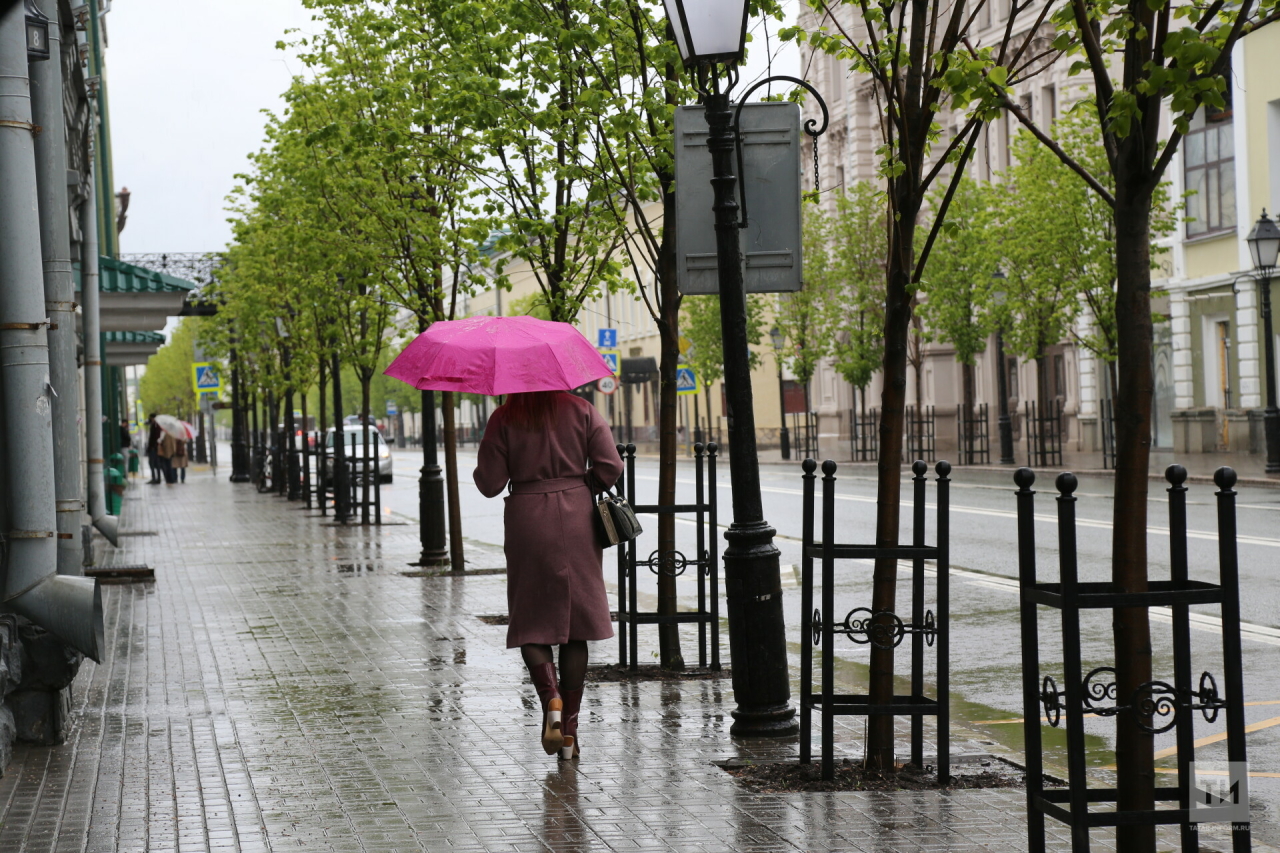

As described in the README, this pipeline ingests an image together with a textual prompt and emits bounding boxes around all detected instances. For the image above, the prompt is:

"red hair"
[504,391,562,431]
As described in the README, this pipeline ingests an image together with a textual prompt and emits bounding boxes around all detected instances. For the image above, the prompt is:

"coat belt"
[509,476,586,495]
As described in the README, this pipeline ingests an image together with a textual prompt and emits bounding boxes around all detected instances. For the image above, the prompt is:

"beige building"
[796,5,1280,463]
[1161,23,1280,455]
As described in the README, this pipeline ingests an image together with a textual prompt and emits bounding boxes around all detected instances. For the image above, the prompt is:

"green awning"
[98,256,196,293]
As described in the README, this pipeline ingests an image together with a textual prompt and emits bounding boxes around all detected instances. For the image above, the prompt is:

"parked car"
[324,425,393,483]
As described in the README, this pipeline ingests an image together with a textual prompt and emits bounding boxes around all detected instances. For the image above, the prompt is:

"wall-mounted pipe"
[0,4,102,662]
[79,127,114,548]
[30,0,85,577]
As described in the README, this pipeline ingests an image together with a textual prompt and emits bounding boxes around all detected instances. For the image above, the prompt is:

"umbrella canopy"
[384,315,614,396]
[155,414,194,440]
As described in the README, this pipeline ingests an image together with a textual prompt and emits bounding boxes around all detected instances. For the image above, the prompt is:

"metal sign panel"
[598,328,618,349]
[676,367,701,395]
[191,363,221,393]
[674,101,803,294]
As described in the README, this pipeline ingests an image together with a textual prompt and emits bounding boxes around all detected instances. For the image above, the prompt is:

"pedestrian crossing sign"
[676,367,700,395]
[600,349,621,376]
[192,363,222,394]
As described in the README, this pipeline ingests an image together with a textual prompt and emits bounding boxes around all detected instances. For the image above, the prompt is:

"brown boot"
[529,662,563,755]
[559,685,582,760]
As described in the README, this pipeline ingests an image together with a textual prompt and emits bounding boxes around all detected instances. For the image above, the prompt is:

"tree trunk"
[656,185,686,670]
[867,193,918,770]
[961,361,975,464]
[1111,179,1156,851]
[1035,353,1049,411]
[440,391,465,570]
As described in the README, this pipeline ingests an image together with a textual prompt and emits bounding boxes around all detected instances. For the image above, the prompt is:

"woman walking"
[172,438,189,483]
[473,390,623,761]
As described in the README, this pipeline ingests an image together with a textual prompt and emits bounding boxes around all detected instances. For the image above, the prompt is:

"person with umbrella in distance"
[386,316,623,761]
[145,413,162,484]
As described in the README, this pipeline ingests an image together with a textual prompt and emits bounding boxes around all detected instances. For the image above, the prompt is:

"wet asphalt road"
[379,446,1280,802]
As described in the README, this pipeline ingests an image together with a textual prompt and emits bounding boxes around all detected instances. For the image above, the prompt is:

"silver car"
[325,425,393,483]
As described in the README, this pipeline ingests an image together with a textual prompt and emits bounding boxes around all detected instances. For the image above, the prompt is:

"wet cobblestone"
[0,467,1252,851]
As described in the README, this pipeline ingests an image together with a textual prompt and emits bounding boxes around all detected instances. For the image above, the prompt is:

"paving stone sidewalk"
[0,465,1260,852]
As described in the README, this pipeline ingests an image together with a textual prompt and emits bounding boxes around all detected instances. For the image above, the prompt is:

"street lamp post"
[1246,210,1280,474]
[406,181,449,566]
[663,0,820,736]
[770,326,790,461]
[990,271,1016,464]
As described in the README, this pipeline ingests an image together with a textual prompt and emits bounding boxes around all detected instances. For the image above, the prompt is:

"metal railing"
[1016,465,1250,851]
[905,405,936,463]
[954,403,990,465]
[616,442,721,670]
[1025,399,1063,469]
[789,410,818,460]
[849,407,878,461]
[800,458,951,781]
[1100,398,1117,470]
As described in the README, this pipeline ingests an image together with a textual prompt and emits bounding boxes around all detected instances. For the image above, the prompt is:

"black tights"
[521,641,588,691]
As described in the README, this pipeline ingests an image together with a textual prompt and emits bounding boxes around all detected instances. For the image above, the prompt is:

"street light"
[406,178,449,566]
[770,326,790,461]
[1246,210,1280,474]
[663,0,816,736]
[990,270,1016,465]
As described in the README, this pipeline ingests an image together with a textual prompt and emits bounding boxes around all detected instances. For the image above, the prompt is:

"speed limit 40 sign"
[597,376,619,395]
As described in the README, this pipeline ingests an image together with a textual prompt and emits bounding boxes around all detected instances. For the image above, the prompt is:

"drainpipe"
[0,5,102,661]
[30,0,85,575]
[80,134,115,547]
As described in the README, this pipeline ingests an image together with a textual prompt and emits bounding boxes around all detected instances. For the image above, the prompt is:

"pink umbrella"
[384,315,614,396]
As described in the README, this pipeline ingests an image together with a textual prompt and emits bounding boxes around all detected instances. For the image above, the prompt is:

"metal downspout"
[30,0,86,575]
[0,4,102,661]
[80,136,115,547]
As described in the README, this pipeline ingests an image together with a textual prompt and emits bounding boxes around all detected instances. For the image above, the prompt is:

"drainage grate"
[116,531,159,537]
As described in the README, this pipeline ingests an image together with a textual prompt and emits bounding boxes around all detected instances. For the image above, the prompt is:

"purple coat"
[473,393,624,648]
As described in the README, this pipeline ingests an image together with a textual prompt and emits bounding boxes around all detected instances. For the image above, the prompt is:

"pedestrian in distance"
[172,437,189,483]
[158,432,178,485]
[473,390,624,761]
[146,413,162,484]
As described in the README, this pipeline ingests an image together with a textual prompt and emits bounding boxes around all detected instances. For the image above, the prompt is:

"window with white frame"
[1184,100,1236,238]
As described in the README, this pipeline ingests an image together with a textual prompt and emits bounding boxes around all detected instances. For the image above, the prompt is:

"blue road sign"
[386,400,398,416]
[192,363,221,393]
[600,350,621,376]
[598,328,618,349]
[676,367,700,395]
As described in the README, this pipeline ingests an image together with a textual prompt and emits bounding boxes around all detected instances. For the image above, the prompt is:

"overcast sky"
[106,0,315,255]
[104,1,799,257]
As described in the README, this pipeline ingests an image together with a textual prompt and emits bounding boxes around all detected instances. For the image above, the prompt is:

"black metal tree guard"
[849,406,878,462]
[615,442,721,670]
[1016,465,1250,853]
[800,458,951,781]
[955,402,990,464]
[905,405,936,462]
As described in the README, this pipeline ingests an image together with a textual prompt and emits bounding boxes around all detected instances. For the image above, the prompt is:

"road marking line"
[1150,715,1280,760]
[643,523,1280,646]
[637,474,1280,549]
[1154,768,1280,778]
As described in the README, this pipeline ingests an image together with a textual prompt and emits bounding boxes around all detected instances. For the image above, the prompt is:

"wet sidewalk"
[0,464,1263,852]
